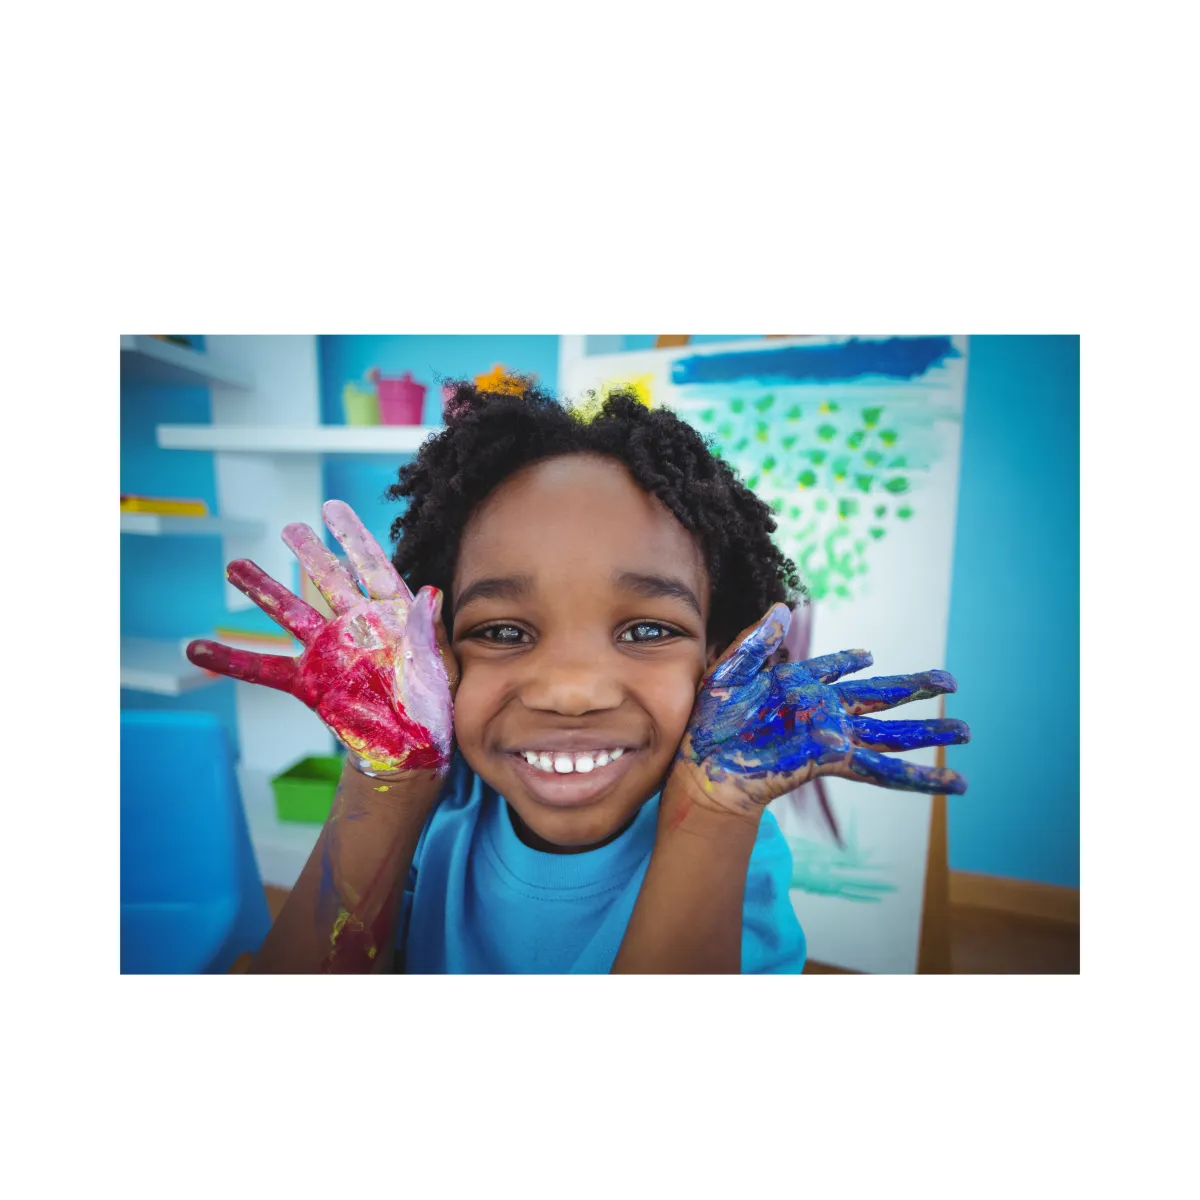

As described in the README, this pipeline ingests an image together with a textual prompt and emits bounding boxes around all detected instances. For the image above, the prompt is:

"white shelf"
[157,423,441,454]
[120,513,264,537]
[121,335,253,390]
[238,767,323,889]
[121,637,220,696]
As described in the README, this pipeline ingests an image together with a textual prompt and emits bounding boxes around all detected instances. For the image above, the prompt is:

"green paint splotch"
[785,814,897,903]
[673,381,951,606]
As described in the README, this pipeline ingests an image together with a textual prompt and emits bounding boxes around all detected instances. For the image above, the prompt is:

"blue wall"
[944,336,1079,886]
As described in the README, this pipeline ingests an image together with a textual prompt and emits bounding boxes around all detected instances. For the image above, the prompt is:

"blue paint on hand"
[670,336,959,387]
[685,609,970,801]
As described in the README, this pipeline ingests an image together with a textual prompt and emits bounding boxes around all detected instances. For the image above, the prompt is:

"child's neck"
[506,803,637,855]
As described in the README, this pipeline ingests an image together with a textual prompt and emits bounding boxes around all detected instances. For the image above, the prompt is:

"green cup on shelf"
[342,381,380,426]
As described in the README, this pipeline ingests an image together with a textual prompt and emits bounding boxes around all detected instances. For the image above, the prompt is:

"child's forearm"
[251,762,442,974]
[612,770,760,974]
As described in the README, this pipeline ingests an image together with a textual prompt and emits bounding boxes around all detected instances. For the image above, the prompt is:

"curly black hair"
[385,380,805,652]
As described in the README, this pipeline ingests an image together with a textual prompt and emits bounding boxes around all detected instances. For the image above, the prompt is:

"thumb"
[707,602,791,689]
[422,586,460,696]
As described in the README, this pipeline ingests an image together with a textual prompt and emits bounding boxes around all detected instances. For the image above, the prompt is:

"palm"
[188,501,456,776]
[680,604,969,815]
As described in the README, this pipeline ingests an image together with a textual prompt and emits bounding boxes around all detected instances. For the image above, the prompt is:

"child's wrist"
[337,758,444,821]
[659,766,763,844]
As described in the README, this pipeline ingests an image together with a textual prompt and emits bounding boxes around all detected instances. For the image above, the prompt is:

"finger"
[802,648,874,683]
[708,602,792,688]
[225,559,326,643]
[282,521,364,614]
[186,640,297,694]
[850,716,971,753]
[429,586,460,695]
[406,586,460,693]
[322,499,414,603]
[844,746,968,795]
[836,669,957,715]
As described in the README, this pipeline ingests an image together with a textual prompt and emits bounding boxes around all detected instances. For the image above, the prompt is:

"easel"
[916,697,952,973]
[651,333,954,974]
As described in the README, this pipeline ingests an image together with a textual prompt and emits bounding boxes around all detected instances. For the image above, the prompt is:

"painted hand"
[677,603,969,818]
[186,500,458,777]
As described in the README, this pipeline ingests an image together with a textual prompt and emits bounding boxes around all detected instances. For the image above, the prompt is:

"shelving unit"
[120,513,265,537]
[125,336,362,890]
[156,423,440,455]
[120,335,253,390]
[120,637,219,696]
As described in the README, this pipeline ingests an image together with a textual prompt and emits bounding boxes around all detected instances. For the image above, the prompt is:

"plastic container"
[376,371,427,425]
[342,380,379,426]
[121,710,270,973]
[270,755,344,823]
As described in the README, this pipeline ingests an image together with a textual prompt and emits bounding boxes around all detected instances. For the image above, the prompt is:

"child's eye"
[474,624,528,645]
[618,622,679,644]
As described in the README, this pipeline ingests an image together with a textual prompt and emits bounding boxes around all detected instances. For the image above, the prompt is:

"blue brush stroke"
[671,337,959,387]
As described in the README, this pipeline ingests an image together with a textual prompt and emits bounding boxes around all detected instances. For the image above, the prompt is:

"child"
[188,382,969,973]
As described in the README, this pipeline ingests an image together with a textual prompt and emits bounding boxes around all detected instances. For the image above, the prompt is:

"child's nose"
[519,653,624,716]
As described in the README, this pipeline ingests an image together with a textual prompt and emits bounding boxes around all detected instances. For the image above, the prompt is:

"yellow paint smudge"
[374,784,389,792]
[330,908,350,946]
[475,363,532,396]
[367,946,377,960]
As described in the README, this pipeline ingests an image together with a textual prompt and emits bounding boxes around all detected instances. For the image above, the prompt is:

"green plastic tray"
[271,755,343,824]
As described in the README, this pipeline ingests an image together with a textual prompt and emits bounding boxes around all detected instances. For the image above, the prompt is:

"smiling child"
[188,381,969,973]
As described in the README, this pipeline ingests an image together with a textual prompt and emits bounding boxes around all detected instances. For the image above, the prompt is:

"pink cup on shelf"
[374,371,427,425]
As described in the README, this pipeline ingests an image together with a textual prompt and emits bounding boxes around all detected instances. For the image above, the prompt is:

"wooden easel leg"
[918,792,951,973]
[917,700,952,973]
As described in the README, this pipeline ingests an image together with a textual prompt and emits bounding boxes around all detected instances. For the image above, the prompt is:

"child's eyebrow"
[613,571,703,619]
[454,573,535,616]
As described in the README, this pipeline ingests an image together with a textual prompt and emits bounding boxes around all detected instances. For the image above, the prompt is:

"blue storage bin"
[121,710,271,973]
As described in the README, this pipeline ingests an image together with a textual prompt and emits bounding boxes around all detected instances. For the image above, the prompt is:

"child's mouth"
[507,747,638,808]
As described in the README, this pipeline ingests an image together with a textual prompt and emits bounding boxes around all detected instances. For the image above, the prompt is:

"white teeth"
[519,748,629,773]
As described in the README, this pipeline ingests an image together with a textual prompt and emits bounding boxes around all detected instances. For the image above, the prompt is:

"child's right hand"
[186,500,457,778]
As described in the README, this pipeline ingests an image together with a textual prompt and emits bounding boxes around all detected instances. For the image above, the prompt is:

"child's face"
[450,454,717,849]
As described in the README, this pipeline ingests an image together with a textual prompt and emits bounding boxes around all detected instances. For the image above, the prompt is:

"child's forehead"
[456,454,706,580]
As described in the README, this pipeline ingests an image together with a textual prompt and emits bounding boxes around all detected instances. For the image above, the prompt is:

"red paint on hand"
[186,502,456,775]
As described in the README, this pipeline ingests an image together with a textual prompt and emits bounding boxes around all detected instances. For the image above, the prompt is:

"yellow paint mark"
[330,908,350,946]
[367,946,377,960]
[574,374,656,425]
[704,778,714,792]
[476,363,532,395]
[360,744,398,772]
[610,373,654,409]
[373,784,390,792]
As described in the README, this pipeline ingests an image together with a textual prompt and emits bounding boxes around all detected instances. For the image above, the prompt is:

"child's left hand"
[675,603,970,820]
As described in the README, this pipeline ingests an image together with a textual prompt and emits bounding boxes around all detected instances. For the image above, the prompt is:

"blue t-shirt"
[397,753,807,974]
